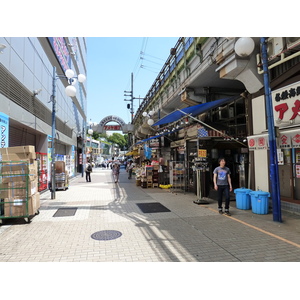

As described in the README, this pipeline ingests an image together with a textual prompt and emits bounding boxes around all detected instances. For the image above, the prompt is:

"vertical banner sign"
[0,112,9,148]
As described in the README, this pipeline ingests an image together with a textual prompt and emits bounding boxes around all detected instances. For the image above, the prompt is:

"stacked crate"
[0,146,40,218]
[146,166,153,188]
[152,164,159,188]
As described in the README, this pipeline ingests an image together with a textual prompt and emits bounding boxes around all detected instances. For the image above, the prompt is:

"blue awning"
[152,96,239,126]
[136,128,180,145]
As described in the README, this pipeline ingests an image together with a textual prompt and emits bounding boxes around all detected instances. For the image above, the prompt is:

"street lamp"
[143,110,155,126]
[50,66,86,199]
[234,37,282,222]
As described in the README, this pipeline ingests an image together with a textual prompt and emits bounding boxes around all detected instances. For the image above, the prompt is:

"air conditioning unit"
[267,37,284,62]
[286,37,300,50]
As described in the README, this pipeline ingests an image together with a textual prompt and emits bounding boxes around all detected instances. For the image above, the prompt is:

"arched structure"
[92,115,134,134]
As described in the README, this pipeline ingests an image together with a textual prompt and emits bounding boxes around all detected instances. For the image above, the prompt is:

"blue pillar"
[261,37,282,222]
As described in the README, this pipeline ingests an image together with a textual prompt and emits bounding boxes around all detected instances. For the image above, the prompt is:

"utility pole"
[124,72,144,123]
[124,72,134,122]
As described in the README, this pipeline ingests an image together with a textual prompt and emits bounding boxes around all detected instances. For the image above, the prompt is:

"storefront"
[249,81,300,205]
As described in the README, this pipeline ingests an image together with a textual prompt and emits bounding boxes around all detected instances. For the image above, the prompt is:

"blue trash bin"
[234,188,252,210]
[249,190,270,214]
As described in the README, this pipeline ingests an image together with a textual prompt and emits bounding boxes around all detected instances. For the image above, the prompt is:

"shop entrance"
[278,148,300,201]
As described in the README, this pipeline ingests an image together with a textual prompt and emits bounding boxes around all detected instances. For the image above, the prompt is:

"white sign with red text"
[272,81,300,127]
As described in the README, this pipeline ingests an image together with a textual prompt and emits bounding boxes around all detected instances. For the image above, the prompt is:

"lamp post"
[50,66,86,199]
[142,110,155,126]
[234,37,282,222]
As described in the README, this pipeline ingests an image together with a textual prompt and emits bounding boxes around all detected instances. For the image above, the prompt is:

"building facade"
[132,37,300,214]
[0,37,87,189]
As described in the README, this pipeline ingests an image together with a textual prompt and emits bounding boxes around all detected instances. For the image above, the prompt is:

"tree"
[107,132,127,149]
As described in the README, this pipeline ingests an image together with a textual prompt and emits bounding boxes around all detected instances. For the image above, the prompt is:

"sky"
[86,37,179,126]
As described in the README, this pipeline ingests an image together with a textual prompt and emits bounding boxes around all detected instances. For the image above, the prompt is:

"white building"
[0,37,87,187]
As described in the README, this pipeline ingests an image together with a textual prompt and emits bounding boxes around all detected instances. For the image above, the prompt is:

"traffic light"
[127,104,130,109]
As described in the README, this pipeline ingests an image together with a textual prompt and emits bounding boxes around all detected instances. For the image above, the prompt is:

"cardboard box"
[7,179,38,198]
[0,183,9,199]
[4,193,40,217]
[1,161,37,183]
[0,146,36,160]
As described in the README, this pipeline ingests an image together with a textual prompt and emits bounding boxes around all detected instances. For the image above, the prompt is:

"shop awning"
[135,128,180,145]
[152,96,239,126]
[125,150,139,156]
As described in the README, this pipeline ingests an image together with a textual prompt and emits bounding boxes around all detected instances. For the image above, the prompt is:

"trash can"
[249,190,270,214]
[234,188,252,210]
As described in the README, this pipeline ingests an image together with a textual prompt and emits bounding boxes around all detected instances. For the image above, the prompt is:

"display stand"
[170,161,186,193]
[193,168,209,204]
[36,152,48,192]
[193,152,210,205]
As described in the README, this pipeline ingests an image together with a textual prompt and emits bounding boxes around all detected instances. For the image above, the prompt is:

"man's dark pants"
[217,185,230,210]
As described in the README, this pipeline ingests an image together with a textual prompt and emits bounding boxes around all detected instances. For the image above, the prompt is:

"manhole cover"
[91,230,122,241]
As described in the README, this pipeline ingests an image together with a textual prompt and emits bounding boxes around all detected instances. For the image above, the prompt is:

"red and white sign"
[278,131,300,149]
[104,125,121,131]
[247,135,269,150]
[272,81,300,127]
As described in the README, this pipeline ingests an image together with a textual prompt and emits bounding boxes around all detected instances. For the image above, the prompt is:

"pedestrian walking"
[85,160,92,182]
[213,157,232,216]
[126,161,133,179]
[112,163,120,183]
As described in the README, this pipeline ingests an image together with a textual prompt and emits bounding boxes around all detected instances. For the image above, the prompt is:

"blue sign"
[0,112,9,148]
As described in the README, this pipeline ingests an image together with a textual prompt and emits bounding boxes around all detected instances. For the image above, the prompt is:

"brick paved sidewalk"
[0,167,300,262]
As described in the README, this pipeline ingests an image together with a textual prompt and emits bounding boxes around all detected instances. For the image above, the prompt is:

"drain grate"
[136,202,171,213]
[91,230,122,241]
[53,207,77,217]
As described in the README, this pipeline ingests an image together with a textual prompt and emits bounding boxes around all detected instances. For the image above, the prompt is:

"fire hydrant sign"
[272,81,300,127]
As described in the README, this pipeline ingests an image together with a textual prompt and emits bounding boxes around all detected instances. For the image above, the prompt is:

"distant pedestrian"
[85,160,92,182]
[126,161,133,179]
[112,163,120,183]
[213,157,232,216]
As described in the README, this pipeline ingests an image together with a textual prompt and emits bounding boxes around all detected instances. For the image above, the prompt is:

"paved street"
[1,167,300,263]
[1,166,299,299]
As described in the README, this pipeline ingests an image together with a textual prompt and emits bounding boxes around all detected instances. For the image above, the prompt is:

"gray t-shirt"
[213,166,231,186]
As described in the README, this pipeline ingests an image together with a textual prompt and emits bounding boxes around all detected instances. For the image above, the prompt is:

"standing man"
[126,161,133,179]
[213,157,232,216]
[85,160,92,182]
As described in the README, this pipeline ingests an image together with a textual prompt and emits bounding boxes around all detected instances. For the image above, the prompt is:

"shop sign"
[278,130,300,148]
[104,125,121,130]
[247,135,269,150]
[198,149,207,158]
[272,81,300,127]
[0,112,9,148]
[99,115,125,126]
[149,138,159,148]
[48,37,71,72]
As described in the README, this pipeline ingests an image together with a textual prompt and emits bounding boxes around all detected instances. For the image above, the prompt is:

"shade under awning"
[153,96,239,126]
